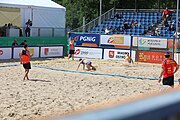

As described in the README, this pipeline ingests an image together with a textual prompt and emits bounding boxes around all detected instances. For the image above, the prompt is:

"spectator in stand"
[162,7,175,22]
[155,27,160,36]
[114,12,122,19]
[131,21,138,26]
[20,40,27,46]
[174,31,180,38]
[105,26,111,34]
[123,22,131,30]
[12,39,19,46]
[169,22,175,31]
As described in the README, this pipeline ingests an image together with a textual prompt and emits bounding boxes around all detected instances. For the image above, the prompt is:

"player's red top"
[163,9,175,15]
[21,55,30,64]
[162,59,178,78]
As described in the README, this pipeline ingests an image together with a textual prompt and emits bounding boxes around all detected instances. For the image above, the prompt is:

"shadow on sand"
[28,79,51,82]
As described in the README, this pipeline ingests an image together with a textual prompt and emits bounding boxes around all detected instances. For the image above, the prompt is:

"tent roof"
[0,0,65,9]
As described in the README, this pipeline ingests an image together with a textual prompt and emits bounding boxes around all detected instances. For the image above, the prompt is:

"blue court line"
[33,65,178,82]
[0,64,178,82]
[0,64,19,68]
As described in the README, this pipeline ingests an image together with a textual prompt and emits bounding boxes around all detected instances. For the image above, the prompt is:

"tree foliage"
[53,0,177,30]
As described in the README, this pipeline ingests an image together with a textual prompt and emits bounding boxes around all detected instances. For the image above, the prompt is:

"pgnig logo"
[139,38,146,45]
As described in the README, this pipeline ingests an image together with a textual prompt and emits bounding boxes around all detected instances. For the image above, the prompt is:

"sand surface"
[0,58,180,120]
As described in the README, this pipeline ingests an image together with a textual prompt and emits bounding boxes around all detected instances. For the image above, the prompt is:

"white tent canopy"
[0,0,66,28]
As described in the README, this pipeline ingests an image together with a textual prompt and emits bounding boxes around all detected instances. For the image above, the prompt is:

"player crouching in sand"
[125,53,133,64]
[77,59,96,71]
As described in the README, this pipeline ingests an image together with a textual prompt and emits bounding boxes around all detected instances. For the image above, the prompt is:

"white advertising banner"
[103,49,136,61]
[0,48,12,59]
[40,46,63,58]
[138,37,167,48]
[175,53,180,65]
[100,35,131,46]
[133,36,138,47]
[13,47,40,59]
[74,47,103,59]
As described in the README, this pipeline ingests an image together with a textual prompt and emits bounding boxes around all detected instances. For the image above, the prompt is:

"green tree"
[53,0,114,30]
[53,0,177,30]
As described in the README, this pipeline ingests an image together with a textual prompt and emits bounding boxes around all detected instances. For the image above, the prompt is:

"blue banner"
[70,33,100,46]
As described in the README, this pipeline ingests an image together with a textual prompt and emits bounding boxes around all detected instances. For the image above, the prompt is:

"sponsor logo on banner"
[109,51,115,58]
[41,46,63,58]
[44,48,49,55]
[44,48,61,56]
[106,35,124,45]
[70,33,100,46]
[0,50,3,55]
[0,48,12,59]
[79,36,96,42]
[139,39,146,45]
[29,48,34,56]
[115,51,128,59]
[100,35,130,49]
[75,49,80,55]
[103,49,136,61]
[138,37,167,48]
[74,47,102,59]
[137,51,172,63]
[13,47,39,59]
[107,37,114,43]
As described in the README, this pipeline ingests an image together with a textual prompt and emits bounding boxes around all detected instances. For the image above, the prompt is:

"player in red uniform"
[19,45,33,80]
[158,52,179,88]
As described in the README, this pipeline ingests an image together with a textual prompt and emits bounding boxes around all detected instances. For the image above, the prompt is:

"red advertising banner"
[167,39,180,49]
[137,51,172,64]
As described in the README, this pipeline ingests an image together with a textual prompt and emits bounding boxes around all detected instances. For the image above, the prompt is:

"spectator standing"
[25,19,32,37]
[162,7,175,22]
[2,24,7,36]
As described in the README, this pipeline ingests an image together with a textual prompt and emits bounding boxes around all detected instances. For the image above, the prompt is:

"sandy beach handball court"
[0,58,180,120]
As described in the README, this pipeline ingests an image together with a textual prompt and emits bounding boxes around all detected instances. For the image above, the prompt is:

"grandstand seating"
[90,11,179,38]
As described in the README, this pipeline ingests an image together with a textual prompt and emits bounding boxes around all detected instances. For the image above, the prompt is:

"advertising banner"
[175,53,180,65]
[74,47,103,59]
[0,48,12,59]
[103,49,136,61]
[137,51,172,64]
[138,37,167,48]
[132,36,138,47]
[40,46,63,58]
[100,35,131,48]
[13,47,40,59]
[70,33,100,47]
[167,39,180,52]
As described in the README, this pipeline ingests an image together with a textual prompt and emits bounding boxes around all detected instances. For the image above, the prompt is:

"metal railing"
[22,27,66,37]
[56,89,180,120]
[0,27,66,37]
[71,8,115,33]
[115,9,178,13]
